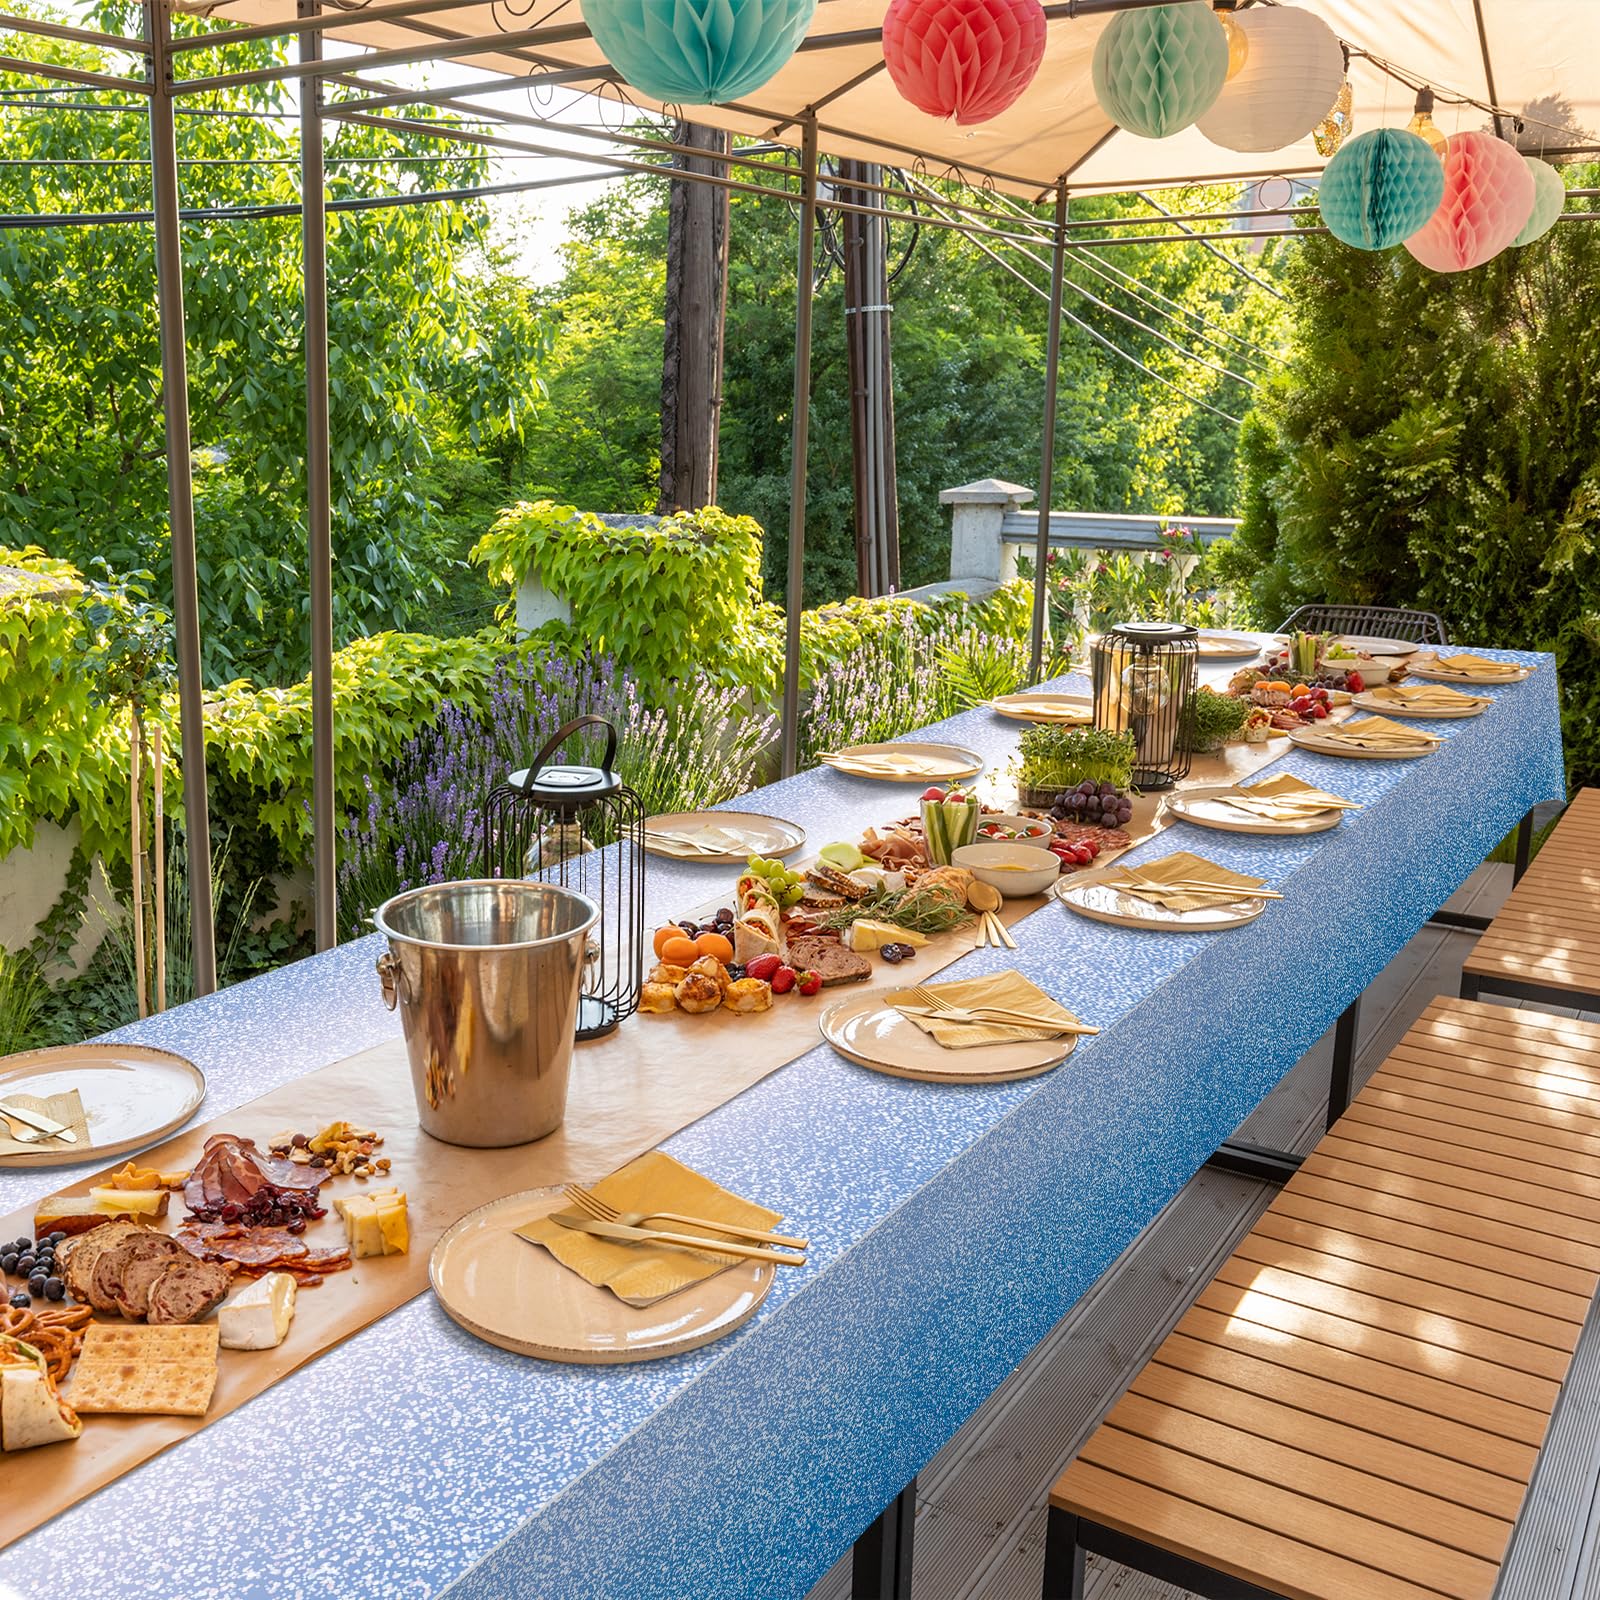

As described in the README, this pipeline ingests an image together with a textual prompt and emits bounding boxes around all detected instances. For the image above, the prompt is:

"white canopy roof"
[179,0,1600,197]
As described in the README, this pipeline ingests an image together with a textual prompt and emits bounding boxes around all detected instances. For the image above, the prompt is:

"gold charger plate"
[1195,632,1266,661]
[1285,725,1437,760]
[1163,784,1345,836]
[821,741,984,783]
[818,992,1074,1084]
[429,1187,773,1363]
[642,809,805,864]
[1351,689,1488,720]
[987,692,1092,725]
[0,1043,205,1169]
[1054,866,1268,931]
[1408,660,1530,686]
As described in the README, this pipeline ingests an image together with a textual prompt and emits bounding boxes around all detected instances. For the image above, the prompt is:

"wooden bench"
[1463,789,1599,1010]
[1044,996,1600,1600]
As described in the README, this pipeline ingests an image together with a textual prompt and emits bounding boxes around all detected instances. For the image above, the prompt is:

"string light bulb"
[1406,86,1449,155]
[1313,47,1353,157]
[1214,1,1248,80]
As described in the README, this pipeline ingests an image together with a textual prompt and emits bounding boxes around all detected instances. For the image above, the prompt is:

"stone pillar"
[939,479,1035,585]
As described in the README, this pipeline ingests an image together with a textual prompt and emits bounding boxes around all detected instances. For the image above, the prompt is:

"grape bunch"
[1051,781,1134,829]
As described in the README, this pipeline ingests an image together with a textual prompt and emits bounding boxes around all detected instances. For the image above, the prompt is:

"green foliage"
[472,502,771,695]
[0,948,47,1057]
[71,564,176,717]
[523,176,1286,608]
[0,23,550,687]
[1225,168,1600,779]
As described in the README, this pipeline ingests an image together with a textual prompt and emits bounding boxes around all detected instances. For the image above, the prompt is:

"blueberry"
[13,1238,30,1253]
[46,1232,65,1245]
[26,1274,45,1296]
[43,1277,64,1301]
[8,1292,28,1309]
[14,1255,34,1276]
[0,1253,16,1275]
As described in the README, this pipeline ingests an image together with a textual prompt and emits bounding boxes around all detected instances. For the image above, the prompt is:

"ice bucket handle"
[376,950,406,1012]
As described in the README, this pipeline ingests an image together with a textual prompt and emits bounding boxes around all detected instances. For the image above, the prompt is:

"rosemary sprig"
[814,881,972,936]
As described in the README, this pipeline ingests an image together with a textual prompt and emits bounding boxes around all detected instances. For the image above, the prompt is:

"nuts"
[271,1124,389,1180]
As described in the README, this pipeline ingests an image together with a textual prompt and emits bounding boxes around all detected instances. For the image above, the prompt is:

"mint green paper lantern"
[582,0,819,106]
[1513,156,1566,246]
[1091,1,1228,140]
[1318,128,1445,250]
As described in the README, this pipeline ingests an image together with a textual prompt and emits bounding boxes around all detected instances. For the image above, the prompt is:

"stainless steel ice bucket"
[374,879,599,1147]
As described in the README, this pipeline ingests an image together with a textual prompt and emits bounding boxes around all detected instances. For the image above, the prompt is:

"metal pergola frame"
[2,0,1594,992]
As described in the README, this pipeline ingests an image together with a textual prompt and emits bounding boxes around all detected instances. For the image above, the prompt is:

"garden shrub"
[1219,169,1600,781]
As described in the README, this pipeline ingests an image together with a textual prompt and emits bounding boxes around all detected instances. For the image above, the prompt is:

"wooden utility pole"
[659,121,731,512]
[839,158,900,597]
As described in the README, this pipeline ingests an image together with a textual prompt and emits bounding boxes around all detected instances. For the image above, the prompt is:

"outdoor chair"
[1275,603,1449,644]
[1043,994,1600,1600]
[1462,788,1600,1011]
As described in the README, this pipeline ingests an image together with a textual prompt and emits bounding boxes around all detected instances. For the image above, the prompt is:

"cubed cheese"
[333,1188,408,1258]
[217,1272,297,1351]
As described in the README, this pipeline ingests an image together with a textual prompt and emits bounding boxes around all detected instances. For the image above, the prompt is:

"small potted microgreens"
[1015,725,1137,809]
[1179,686,1252,753]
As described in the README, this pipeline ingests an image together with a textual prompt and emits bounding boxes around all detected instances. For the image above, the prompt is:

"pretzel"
[34,1304,92,1332]
[0,1305,32,1340]
[26,1327,74,1384]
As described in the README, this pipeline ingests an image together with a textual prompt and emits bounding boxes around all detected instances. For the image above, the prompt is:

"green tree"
[0,16,550,683]
[1220,167,1600,779]
[520,169,1286,606]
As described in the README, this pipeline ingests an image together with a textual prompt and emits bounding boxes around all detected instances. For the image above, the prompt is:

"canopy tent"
[164,0,1600,196]
[2,0,1597,990]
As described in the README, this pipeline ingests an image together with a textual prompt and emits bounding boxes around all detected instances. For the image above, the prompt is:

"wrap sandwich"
[0,1334,81,1451]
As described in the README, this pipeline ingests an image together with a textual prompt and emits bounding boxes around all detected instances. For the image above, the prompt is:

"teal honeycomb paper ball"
[1318,127,1445,250]
[1513,156,1566,246]
[1091,1,1228,140]
[582,0,819,106]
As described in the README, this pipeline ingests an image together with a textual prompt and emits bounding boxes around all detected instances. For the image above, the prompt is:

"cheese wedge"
[217,1272,298,1351]
[333,1188,409,1258]
[85,1186,169,1216]
[842,919,929,952]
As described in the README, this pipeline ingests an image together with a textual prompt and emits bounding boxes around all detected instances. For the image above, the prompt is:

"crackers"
[67,1322,220,1417]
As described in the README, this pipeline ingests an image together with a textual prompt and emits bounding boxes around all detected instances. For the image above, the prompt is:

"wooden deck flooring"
[805,859,1600,1600]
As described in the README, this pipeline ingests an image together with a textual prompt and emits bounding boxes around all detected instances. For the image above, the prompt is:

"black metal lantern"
[1091,621,1199,790]
[482,716,644,1039]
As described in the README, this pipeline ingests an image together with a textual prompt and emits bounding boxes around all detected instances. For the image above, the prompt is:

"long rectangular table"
[0,646,1564,1600]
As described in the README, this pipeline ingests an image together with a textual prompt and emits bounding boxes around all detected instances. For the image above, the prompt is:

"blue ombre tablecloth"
[0,645,1563,1600]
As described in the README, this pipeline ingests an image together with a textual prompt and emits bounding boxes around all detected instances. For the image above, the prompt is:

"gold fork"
[561,1184,809,1250]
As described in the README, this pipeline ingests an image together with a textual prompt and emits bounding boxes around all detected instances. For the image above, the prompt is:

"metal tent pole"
[1028,185,1068,684]
[779,117,819,779]
[145,0,217,996]
[301,0,337,949]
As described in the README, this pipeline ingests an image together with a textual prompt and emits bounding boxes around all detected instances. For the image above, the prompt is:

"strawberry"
[796,969,822,997]
[745,954,782,982]
[920,786,946,802]
[1346,671,1365,693]
[770,965,798,995]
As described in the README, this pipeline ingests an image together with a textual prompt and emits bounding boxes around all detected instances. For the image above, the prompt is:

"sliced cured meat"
[110,1235,187,1320]
[146,1257,236,1325]
[183,1134,325,1224]
[176,1221,351,1282]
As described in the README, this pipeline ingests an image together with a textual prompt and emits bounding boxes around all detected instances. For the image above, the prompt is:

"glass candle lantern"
[1091,621,1199,789]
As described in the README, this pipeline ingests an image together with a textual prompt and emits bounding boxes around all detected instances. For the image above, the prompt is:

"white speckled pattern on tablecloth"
[0,643,1563,1600]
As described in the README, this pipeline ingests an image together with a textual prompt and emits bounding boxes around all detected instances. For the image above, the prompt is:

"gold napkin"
[1110,851,1267,913]
[1368,683,1487,708]
[1320,714,1438,748]
[1225,772,1356,821]
[891,970,1082,1050]
[0,1089,88,1158]
[1433,652,1526,679]
[517,1150,783,1308]
[995,699,1090,723]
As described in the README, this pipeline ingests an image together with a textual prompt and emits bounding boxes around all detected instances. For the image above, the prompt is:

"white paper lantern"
[1195,5,1344,153]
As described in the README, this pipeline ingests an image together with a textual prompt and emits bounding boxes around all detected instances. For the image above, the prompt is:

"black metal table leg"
[1205,995,1360,1185]
[852,1478,916,1600]
[1513,808,1535,883]
[1041,1507,1086,1600]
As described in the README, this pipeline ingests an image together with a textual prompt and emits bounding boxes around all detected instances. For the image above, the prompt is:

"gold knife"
[548,1211,806,1265]
[0,1102,76,1143]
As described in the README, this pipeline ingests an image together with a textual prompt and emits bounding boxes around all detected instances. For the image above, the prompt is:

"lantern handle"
[517,715,619,791]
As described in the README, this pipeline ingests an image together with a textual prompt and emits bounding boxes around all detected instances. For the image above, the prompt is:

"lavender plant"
[337,648,777,935]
